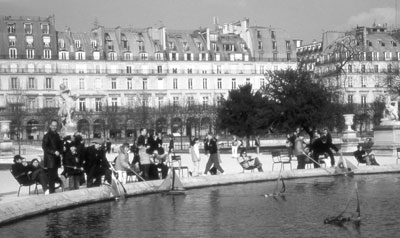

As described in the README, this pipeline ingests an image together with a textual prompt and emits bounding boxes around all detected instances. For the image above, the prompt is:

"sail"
[158,170,185,191]
[335,154,356,174]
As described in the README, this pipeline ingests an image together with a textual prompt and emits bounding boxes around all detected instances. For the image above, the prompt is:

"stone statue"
[58,83,78,137]
[382,95,398,122]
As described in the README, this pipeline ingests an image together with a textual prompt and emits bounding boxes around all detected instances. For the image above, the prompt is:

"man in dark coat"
[84,140,111,187]
[42,119,63,194]
[311,135,339,168]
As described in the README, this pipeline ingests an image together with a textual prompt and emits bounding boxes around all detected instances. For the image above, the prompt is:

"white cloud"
[347,8,395,27]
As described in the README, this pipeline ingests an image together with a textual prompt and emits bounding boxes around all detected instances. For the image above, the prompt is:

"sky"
[0,0,399,43]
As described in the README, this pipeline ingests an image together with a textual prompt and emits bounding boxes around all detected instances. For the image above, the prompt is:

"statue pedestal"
[341,131,359,152]
[0,120,13,153]
[340,114,359,152]
[372,122,400,156]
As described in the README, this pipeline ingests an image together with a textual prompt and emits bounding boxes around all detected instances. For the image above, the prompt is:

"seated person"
[237,149,263,172]
[62,146,84,190]
[11,155,49,194]
[152,147,169,179]
[353,145,379,166]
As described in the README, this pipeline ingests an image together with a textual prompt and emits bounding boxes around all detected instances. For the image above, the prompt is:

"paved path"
[1,145,398,200]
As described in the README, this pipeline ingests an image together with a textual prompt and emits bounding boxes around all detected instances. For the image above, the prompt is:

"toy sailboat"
[324,183,361,226]
[334,153,357,176]
[159,170,186,195]
[264,174,286,198]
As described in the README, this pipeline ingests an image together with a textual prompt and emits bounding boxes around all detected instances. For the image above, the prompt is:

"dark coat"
[84,145,109,172]
[206,138,218,155]
[42,130,63,169]
[311,138,338,155]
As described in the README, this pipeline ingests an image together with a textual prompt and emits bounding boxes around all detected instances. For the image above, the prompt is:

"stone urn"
[0,120,11,141]
[343,114,354,132]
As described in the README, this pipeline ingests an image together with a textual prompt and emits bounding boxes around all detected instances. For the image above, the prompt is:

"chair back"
[10,167,34,186]
[271,151,281,163]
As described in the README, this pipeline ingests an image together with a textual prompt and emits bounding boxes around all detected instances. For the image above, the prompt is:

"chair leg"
[18,185,22,197]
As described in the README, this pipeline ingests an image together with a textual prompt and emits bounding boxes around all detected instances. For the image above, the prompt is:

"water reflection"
[1,174,400,237]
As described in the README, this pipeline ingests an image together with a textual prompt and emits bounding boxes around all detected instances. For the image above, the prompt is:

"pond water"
[1,174,400,238]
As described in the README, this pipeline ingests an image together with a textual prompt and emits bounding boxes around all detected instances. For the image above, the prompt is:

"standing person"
[294,136,307,169]
[204,133,224,175]
[190,138,201,176]
[62,145,84,190]
[42,120,63,194]
[254,135,260,155]
[138,128,151,180]
[106,138,112,154]
[85,140,111,187]
[231,135,239,158]
[114,143,131,184]
[168,135,175,154]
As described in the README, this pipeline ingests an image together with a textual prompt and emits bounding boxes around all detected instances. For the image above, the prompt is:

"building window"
[187,96,194,107]
[372,52,378,61]
[127,78,132,89]
[9,36,16,46]
[43,49,51,59]
[273,53,278,61]
[75,40,81,49]
[173,97,179,107]
[258,41,263,50]
[348,95,353,104]
[231,78,236,89]
[10,77,18,89]
[361,96,367,108]
[27,98,36,110]
[217,96,223,106]
[138,41,145,51]
[187,68,192,74]
[111,78,117,89]
[95,98,102,112]
[157,65,163,74]
[139,53,148,60]
[348,64,352,73]
[111,98,118,112]
[202,96,209,108]
[203,78,207,89]
[287,53,291,61]
[124,53,131,60]
[45,77,52,89]
[142,98,148,107]
[388,64,392,73]
[24,23,32,34]
[272,41,277,50]
[9,48,17,59]
[361,65,365,73]
[79,98,86,111]
[374,65,379,73]
[79,78,85,90]
[142,78,147,90]
[60,51,68,60]
[7,23,15,33]
[217,78,222,89]
[347,76,353,87]
[26,49,34,59]
[188,78,193,89]
[286,41,291,50]
[246,78,251,84]
[28,77,35,89]
[173,78,178,89]
[44,98,54,108]
[158,97,164,108]
[361,76,366,87]
[257,78,264,88]
[155,53,163,60]
[126,66,132,74]
[76,52,85,60]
